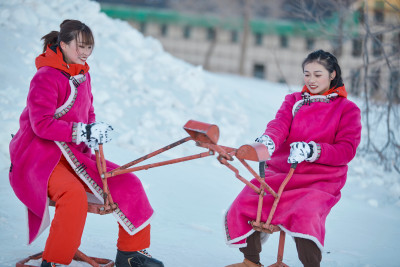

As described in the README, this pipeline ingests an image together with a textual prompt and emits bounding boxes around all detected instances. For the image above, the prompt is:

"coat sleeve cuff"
[306,141,321,162]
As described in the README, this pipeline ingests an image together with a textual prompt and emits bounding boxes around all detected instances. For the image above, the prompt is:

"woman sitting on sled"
[9,19,163,267]
[225,50,362,267]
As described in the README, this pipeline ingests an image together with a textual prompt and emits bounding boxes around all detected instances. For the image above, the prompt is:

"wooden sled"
[18,120,294,266]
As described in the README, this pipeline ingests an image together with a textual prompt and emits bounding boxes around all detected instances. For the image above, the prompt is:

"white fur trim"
[55,141,103,202]
[278,224,324,252]
[223,208,271,248]
[86,192,103,204]
[292,93,339,116]
[27,198,51,244]
[292,99,305,116]
[226,229,256,247]
[54,75,82,114]
[222,210,323,253]
[118,213,154,236]
[37,198,51,240]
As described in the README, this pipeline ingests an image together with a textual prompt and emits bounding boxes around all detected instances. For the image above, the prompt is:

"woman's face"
[303,61,335,95]
[60,33,93,65]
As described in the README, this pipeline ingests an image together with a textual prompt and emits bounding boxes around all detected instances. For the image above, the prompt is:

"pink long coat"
[224,92,361,251]
[9,66,153,244]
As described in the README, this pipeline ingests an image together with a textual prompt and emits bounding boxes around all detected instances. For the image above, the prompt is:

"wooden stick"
[265,166,296,227]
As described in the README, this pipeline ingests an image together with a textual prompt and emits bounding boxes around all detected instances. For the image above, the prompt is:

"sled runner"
[16,249,113,267]
[18,120,294,267]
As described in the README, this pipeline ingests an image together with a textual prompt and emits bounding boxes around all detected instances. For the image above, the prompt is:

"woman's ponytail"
[40,31,59,53]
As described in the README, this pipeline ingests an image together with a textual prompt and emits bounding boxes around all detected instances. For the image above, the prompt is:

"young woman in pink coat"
[9,20,163,267]
[226,50,362,267]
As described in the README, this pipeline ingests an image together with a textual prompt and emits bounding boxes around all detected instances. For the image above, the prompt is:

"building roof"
[100,4,360,37]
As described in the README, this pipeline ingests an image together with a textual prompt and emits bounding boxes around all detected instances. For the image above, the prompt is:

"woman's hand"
[255,134,275,157]
[76,122,113,149]
[288,141,313,164]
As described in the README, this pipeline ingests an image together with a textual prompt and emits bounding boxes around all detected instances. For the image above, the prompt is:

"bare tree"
[203,26,218,70]
[238,0,252,75]
[356,0,400,174]
[283,0,356,58]
[363,3,399,173]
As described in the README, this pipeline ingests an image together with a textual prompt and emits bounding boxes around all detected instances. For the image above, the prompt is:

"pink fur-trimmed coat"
[224,92,361,251]
[9,66,153,244]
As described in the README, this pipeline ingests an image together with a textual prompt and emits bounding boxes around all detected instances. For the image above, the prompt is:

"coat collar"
[35,45,90,76]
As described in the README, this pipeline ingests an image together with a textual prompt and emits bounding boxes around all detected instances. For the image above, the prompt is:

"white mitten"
[287,141,313,164]
[255,134,275,157]
[75,122,113,149]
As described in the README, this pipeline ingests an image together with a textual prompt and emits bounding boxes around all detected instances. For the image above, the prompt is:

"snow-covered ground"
[0,0,399,266]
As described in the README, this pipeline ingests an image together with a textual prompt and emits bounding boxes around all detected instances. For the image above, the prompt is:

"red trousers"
[42,155,151,265]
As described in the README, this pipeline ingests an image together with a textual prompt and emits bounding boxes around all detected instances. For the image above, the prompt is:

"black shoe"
[41,260,60,267]
[115,249,164,267]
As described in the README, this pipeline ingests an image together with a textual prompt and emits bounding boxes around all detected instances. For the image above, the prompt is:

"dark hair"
[40,19,94,53]
[302,49,343,89]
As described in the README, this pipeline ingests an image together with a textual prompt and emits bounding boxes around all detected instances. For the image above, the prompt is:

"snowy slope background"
[0,0,399,266]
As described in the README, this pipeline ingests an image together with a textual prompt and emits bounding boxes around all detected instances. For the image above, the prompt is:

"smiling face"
[60,33,93,65]
[303,61,335,95]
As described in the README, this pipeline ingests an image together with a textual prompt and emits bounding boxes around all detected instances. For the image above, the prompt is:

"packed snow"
[0,0,399,266]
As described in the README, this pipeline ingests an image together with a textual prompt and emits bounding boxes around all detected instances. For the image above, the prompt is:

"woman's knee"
[55,181,88,214]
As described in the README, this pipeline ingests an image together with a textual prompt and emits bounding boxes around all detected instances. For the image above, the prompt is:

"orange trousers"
[42,155,151,265]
